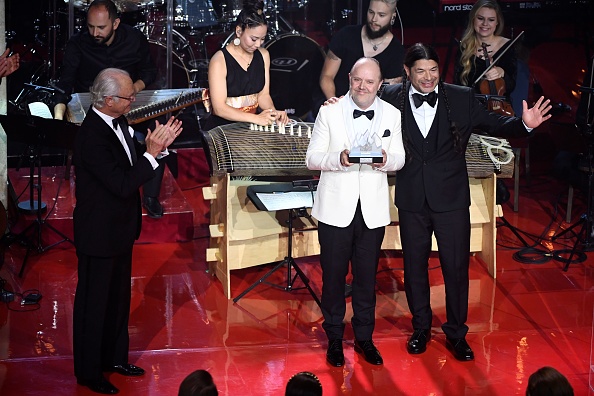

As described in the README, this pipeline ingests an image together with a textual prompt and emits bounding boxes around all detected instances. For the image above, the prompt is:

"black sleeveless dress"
[203,46,266,130]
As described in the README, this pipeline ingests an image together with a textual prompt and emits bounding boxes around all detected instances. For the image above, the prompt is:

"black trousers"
[398,202,471,339]
[73,249,133,380]
[318,202,385,341]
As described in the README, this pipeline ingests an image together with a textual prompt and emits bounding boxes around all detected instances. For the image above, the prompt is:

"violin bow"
[473,30,525,86]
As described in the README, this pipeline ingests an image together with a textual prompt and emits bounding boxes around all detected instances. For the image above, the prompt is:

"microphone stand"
[551,84,594,270]
[0,115,77,277]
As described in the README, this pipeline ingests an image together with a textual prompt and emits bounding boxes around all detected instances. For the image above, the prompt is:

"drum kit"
[71,0,324,117]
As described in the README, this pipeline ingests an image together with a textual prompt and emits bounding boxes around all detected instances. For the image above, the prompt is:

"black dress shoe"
[326,339,345,367]
[109,364,146,376]
[143,196,163,218]
[77,377,119,394]
[354,340,383,365]
[407,329,431,354]
[445,337,474,361]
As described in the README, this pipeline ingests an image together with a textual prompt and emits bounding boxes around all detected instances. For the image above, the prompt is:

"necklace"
[234,46,253,67]
[368,36,387,51]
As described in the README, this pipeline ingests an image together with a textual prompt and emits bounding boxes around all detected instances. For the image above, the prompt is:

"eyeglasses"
[105,95,136,102]
[113,95,136,102]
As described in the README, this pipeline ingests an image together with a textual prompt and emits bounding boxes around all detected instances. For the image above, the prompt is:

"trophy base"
[348,155,383,164]
[349,149,383,164]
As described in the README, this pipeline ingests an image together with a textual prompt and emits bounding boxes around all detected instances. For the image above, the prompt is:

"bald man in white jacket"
[306,57,405,367]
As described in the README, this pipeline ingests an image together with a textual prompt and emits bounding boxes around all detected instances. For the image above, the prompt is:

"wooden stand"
[203,173,501,299]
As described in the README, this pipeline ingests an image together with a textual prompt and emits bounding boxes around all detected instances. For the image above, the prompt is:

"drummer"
[203,0,289,130]
[53,0,156,117]
[316,0,405,116]
[53,0,167,219]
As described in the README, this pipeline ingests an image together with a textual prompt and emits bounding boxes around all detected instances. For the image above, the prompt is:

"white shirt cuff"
[143,152,159,170]
[522,121,533,133]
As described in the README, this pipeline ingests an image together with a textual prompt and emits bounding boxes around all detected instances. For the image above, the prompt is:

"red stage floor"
[0,145,592,395]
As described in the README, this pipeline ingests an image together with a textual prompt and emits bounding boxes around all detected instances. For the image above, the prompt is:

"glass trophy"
[348,129,383,163]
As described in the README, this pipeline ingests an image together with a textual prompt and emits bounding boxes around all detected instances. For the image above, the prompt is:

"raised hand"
[522,96,552,129]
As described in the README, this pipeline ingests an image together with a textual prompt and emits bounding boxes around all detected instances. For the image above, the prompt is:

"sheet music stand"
[0,114,78,277]
[233,182,321,307]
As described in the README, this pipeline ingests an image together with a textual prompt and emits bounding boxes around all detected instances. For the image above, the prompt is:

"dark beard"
[94,28,114,45]
[365,23,391,40]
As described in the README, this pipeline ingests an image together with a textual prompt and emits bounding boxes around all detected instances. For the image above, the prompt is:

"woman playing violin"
[454,0,517,99]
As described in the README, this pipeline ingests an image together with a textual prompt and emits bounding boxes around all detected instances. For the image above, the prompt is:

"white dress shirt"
[92,107,158,169]
[350,97,375,136]
[408,85,439,138]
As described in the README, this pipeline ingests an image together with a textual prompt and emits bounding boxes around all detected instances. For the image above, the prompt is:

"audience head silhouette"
[178,369,218,396]
[285,371,322,396]
[526,366,574,396]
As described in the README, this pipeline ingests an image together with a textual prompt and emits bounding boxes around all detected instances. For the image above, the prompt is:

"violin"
[478,42,514,116]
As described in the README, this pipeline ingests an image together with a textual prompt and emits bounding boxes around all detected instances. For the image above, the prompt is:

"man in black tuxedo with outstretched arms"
[381,43,551,362]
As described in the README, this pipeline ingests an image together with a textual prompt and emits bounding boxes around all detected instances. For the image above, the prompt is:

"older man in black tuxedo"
[72,68,181,394]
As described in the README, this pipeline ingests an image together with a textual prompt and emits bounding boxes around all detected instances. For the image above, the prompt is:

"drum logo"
[271,57,299,67]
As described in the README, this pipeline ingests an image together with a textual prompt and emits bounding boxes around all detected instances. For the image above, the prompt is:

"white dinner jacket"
[306,95,405,229]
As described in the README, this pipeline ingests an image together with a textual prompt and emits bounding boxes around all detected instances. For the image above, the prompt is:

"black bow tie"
[353,109,374,120]
[112,115,127,130]
[112,115,137,164]
[412,91,438,108]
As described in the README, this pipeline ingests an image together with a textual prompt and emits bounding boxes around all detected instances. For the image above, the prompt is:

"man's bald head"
[348,57,383,110]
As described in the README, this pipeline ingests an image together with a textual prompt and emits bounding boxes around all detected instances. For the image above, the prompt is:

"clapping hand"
[145,117,183,157]
[160,116,183,147]
[0,48,20,78]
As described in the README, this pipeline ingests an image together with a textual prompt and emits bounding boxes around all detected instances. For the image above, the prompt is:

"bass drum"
[265,34,325,118]
[146,30,197,89]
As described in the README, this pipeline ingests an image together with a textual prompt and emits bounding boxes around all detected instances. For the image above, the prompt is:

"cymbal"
[114,0,152,12]
[71,0,92,9]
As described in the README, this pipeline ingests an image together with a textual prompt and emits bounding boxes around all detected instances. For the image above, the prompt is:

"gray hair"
[90,68,130,107]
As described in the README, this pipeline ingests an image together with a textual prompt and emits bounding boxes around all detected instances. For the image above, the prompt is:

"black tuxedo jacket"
[73,107,155,257]
[382,83,528,212]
